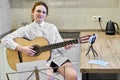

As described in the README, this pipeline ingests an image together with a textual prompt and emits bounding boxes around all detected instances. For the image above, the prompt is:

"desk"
[80,31,120,74]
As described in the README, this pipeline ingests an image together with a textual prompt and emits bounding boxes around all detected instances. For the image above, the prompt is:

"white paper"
[88,60,108,66]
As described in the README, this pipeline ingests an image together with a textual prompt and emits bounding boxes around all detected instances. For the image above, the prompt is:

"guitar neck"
[32,35,90,56]
[38,38,80,52]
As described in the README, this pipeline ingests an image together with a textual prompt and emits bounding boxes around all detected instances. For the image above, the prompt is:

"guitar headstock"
[79,35,91,44]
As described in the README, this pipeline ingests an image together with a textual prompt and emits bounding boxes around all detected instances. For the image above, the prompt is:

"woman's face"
[32,5,47,23]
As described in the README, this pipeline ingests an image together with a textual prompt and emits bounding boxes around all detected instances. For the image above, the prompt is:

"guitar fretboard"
[42,38,79,51]
[33,38,80,56]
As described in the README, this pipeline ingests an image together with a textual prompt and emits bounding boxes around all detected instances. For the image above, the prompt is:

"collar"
[34,21,45,27]
[40,21,44,27]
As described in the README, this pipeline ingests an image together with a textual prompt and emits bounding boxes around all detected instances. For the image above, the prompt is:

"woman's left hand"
[64,44,74,49]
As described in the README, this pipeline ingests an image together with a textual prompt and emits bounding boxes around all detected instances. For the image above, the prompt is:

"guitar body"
[7,37,51,71]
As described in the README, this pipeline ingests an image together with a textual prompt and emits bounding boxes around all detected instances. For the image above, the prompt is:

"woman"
[1,1,79,80]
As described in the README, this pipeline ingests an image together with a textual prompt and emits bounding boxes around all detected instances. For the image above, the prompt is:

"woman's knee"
[58,66,78,79]
[67,69,78,79]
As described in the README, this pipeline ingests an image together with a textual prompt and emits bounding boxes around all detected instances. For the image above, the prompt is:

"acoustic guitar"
[6,35,90,70]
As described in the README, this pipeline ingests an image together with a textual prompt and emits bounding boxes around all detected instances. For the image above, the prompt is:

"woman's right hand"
[16,45,36,56]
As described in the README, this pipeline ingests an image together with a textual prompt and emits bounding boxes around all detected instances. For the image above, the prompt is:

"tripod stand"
[86,43,98,57]
[86,34,98,57]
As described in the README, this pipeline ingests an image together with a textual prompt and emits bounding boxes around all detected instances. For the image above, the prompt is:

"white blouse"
[1,21,68,66]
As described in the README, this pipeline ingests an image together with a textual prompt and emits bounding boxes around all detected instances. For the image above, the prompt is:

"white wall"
[9,0,120,31]
[0,0,11,35]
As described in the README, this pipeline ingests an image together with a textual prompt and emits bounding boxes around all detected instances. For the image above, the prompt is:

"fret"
[37,39,78,53]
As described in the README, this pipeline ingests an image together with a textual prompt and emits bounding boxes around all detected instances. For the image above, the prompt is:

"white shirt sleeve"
[1,27,28,50]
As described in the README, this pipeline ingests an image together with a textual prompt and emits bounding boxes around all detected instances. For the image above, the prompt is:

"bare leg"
[57,62,78,80]
[47,67,56,80]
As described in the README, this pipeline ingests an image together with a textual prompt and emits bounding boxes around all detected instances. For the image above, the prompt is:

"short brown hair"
[31,1,48,16]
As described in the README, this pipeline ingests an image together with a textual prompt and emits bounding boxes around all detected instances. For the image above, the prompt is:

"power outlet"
[92,16,102,22]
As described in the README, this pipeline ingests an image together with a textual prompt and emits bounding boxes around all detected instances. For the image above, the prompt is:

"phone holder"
[86,34,98,57]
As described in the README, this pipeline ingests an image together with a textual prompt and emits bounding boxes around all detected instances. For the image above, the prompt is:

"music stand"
[6,60,66,80]
[86,34,98,57]
[6,66,61,80]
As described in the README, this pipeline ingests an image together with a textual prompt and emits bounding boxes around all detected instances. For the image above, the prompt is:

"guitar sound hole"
[32,44,41,56]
